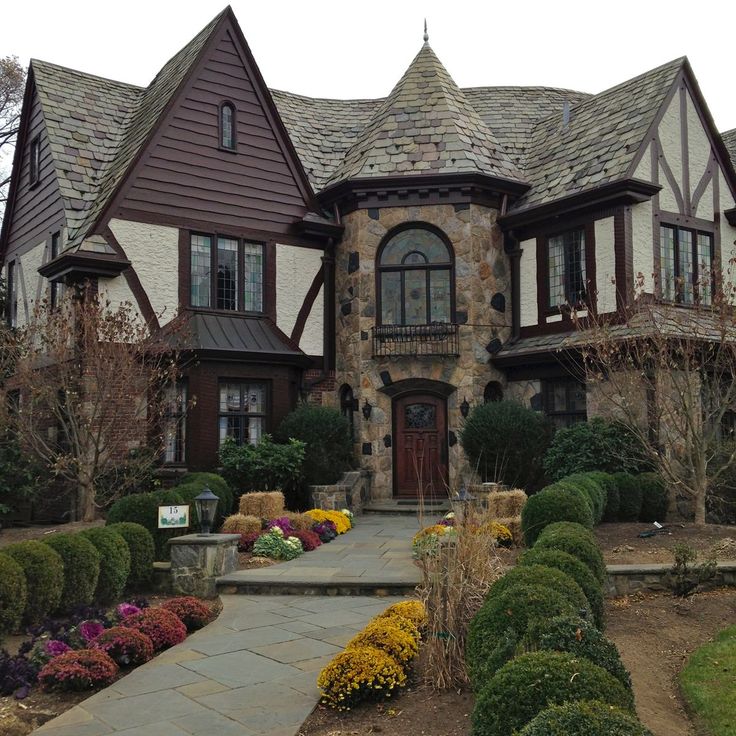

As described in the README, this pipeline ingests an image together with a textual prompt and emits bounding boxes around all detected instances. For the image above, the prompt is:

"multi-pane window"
[163,382,187,464]
[660,224,714,305]
[190,234,263,312]
[378,227,453,325]
[5,260,17,327]
[220,103,235,150]
[543,379,587,429]
[29,136,41,187]
[49,231,63,310]
[218,381,267,447]
[548,228,586,308]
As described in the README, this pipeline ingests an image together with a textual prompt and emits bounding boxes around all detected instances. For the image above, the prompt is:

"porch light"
[362,398,373,420]
[194,487,220,535]
[451,485,476,524]
[460,397,470,418]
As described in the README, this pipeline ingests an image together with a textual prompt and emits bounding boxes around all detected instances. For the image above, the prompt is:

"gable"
[112,21,315,239]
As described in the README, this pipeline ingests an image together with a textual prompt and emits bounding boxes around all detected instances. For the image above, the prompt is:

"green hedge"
[3,540,64,623]
[107,522,154,590]
[0,553,26,637]
[588,471,620,522]
[178,472,233,524]
[638,473,668,523]
[534,523,606,584]
[519,548,604,629]
[613,473,643,522]
[564,474,606,523]
[518,699,652,736]
[42,533,100,611]
[80,527,131,602]
[521,485,594,547]
[471,651,635,736]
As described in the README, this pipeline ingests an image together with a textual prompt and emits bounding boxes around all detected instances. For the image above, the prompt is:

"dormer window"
[220,102,236,150]
[29,135,41,187]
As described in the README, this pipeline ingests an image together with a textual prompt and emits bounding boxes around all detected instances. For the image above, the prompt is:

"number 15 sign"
[158,505,190,529]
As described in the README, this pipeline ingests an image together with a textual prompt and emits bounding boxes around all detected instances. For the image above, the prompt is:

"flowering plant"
[161,597,212,632]
[28,639,72,670]
[116,603,142,620]
[38,649,118,691]
[252,528,304,560]
[411,524,457,558]
[79,620,105,643]
[266,517,295,536]
[91,627,154,667]
[290,529,322,551]
[0,649,38,698]
[312,520,337,543]
[340,508,354,522]
[238,531,265,552]
[121,607,187,651]
[347,619,419,665]
[306,509,351,534]
[378,601,428,629]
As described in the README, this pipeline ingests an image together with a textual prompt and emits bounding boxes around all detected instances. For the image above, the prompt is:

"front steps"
[363,499,451,515]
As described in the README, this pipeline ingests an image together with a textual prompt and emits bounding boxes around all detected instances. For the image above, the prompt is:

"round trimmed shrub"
[535,523,606,584]
[519,699,652,735]
[638,473,668,523]
[80,527,131,602]
[523,615,631,688]
[107,522,154,590]
[91,626,154,667]
[519,548,604,629]
[179,472,233,520]
[564,474,606,523]
[43,533,101,612]
[471,651,635,736]
[122,607,187,650]
[537,521,596,541]
[161,597,212,632]
[521,485,593,547]
[467,584,577,688]
[459,401,552,492]
[3,540,64,623]
[38,648,118,691]
[613,473,643,521]
[0,553,26,636]
[588,471,620,522]
[487,565,590,613]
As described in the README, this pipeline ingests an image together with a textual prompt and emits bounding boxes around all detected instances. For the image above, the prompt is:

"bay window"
[218,381,267,446]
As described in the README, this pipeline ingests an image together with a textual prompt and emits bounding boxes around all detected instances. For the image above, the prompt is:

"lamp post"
[193,487,220,536]
[451,485,476,524]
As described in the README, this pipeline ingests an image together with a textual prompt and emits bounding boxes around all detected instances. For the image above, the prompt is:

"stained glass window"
[405,403,436,429]
[163,382,187,464]
[543,380,586,429]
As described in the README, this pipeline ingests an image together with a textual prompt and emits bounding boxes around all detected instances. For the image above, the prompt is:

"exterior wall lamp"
[362,399,372,420]
[460,397,470,418]
[193,487,220,535]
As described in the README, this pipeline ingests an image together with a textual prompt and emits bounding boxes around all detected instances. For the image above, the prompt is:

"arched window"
[339,384,356,440]
[220,102,236,150]
[377,225,454,326]
[484,381,503,403]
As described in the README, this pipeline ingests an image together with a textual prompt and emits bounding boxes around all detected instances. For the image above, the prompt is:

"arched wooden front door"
[393,393,448,498]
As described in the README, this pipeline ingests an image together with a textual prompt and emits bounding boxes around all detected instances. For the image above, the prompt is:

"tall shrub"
[80,528,131,602]
[275,404,353,485]
[43,533,100,611]
[106,522,154,590]
[0,553,26,636]
[460,401,552,491]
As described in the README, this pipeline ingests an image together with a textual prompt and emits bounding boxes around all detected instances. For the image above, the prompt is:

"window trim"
[29,135,41,188]
[542,379,587,429]
[217,379,269,448]
[188,232,265,314]
[218,101,237,152]
[375,222,456,327]
[658,222,715,306]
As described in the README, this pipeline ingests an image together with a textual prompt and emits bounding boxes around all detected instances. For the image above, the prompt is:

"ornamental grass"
[305,509,351,534]
[317,645,406,710]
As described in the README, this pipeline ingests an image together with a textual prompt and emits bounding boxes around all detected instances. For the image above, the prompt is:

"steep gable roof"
[722,128,736,169]
[510,57,686,211]
[323,43,525,188]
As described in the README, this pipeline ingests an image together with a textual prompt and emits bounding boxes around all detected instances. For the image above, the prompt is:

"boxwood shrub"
[80,528,131,602]
[523,615,631,688]
[42,533,101,611]
[467,584,577,688]
[588,471,620,522]
[107,522,154,590]
[178,472,233,523]
[613,473,643,522]
[521,485,593,547]
[534,523,606,584]
[564,474,606,523]
[519,548,604,629]
[3,540,64,623]
[471,651,635,736]
[0,553,26,636]
[638,473,668,523]
[518,699,653,736]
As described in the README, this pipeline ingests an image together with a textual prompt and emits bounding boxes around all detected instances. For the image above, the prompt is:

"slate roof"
[723,128,736,169]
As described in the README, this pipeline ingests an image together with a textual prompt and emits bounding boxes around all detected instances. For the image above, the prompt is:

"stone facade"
[309,470,370,513]
[333,203,510,498]
[169,533,240,598]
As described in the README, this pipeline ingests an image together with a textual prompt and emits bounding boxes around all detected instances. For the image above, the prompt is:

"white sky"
[1,0,735,132]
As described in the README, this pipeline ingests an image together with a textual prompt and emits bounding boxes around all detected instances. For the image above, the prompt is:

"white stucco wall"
[275,243,323,355]
[594,216,617,313]
[631,200,654,294]
[634,143,652,181]
[721,171,736,296]
[687,92,712,215]
[109,219,179,325]
[97,275,143,323]
[698,180,714,221]
[519,238,537,327]
[658,94,683,213]
[9,239,47,328]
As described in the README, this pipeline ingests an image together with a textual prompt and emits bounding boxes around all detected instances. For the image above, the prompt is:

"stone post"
[169,533,240,598]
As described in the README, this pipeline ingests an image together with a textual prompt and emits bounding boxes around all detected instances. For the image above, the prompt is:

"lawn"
[680,623,736,736]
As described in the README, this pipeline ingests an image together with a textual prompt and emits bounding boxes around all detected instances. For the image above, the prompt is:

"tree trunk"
[78,479,96,522]
[693,483,707,527]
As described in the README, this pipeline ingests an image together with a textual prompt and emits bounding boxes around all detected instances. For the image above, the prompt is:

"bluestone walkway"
[34,516,421,736]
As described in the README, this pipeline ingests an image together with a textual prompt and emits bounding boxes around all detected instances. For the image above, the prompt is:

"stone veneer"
[332,203,510,499]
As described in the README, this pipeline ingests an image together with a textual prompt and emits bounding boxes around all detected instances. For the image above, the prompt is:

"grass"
[680,624,736,736]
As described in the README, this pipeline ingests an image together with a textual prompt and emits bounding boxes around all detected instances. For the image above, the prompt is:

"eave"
[499,178,661,232]
[296,212,344,240]
[38,251,130,281]
[725,207,736,227]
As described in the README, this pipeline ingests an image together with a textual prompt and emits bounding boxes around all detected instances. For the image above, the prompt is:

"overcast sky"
[2,0,736,132]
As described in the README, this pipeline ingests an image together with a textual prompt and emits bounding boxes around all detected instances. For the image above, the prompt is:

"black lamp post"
[460,397,470,418]
[362,398,372,420]
[193,486,220,535]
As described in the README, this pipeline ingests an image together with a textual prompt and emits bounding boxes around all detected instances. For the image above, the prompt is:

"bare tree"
[3,287,182,521]
[569,269,736,526]
[0,56,25,214]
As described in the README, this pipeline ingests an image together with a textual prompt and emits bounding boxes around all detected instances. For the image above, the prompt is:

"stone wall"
[333,203,510,499]
[309,470,370,513]
[605,561,736,597]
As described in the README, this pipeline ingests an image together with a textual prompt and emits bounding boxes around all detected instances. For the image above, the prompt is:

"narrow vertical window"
[49,231,62,310]
[29,136,41,187]
[190,235,212,308]
[163,382,187,464]
[243,243,263,312]
[548,228,586,308]
[220,103,236,150]
[217,237,238,310]
[5,260,17,327]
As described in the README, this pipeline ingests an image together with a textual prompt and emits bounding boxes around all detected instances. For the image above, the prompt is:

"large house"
[2,7,736,504]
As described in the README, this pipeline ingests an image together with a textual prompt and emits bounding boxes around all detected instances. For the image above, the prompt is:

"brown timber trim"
[680,85,691,216]
[290,267,324,345]
[264,242,276,320]
[38,251,130,280]
[655,133,686,214]
[713,170,722,269]
[651,138,661,296]
[102,226,159,330]
[691,159,714,218]
[614,207,631,311]
[178,229,189,311]
[725,207,736,227]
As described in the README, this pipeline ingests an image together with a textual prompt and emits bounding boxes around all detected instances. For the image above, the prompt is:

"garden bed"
[0,521,104,548]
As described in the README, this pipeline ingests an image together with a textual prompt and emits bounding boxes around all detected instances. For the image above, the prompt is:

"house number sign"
[158,505,190,529]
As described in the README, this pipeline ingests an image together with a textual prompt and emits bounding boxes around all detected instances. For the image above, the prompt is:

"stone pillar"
[169,533,240,598]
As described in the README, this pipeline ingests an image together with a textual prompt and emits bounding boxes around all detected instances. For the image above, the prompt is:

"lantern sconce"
[193,486,220,536]
[362,398,372,420]
[460,397,470,418]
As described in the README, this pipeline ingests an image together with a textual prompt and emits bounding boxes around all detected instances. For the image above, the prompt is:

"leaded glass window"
[405,403,436,429]
[548,229,586,308]
[163,382,187,464]
[378,227,453,326]
[218,382,267,447]
[660,224,714,306]
[220,103,235,150]
[217,237,238,310]
[190,235,211,308]
[243,243,263,312]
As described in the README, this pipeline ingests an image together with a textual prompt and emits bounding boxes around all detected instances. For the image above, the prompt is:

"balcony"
[372,323,460,358]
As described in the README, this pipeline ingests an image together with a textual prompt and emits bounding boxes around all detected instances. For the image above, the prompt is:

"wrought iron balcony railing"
[372,323,460,357]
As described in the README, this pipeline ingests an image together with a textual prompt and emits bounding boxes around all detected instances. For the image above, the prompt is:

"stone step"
[216,577,419,597]
[363,501,451,515]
